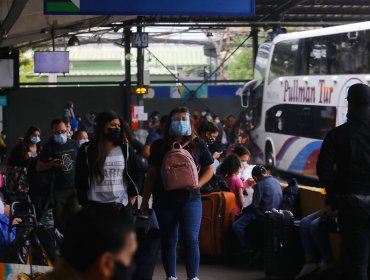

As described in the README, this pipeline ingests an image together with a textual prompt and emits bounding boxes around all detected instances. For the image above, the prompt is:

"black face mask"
[112,261,129,280]
[105,128,122,142]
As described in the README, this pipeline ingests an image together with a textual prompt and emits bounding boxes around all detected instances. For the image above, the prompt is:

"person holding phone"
[198,121,222,171]
[36,118,80,232]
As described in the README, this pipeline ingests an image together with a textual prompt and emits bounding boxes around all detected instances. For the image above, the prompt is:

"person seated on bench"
[296,209,336,279]
[232,165,282,254]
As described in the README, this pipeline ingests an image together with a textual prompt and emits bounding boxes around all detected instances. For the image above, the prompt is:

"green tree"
[19,49,40,83]
[226,45,254,80]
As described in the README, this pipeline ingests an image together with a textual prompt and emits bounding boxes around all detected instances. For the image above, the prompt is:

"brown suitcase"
[199,192,236,257]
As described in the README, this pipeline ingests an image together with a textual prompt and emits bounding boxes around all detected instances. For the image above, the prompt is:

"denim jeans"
[232,211,257,250]
[339,206,370,280]
[300,211,333,263]
[155,197,202,279]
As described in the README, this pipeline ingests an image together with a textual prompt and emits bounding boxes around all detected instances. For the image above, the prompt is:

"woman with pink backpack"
[141,107,214,280]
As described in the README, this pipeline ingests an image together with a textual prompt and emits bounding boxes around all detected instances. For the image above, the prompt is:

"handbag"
[6,166,29,195]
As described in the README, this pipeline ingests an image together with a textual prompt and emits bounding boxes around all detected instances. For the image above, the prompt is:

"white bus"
[240,22,370,179]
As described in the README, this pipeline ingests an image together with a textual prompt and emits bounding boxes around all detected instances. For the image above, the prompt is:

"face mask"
[215,119,221,124]
[112,261,128,280]
[54,133,67,144]
[170,121,191,136]
[2,135,5,140]
[207,116,213,122]
[105,128,122,142]
[30,136,41,144]
[241,162,249,169]
[206,137,215,146]
[0,201,4,215]
[79,139,89,146]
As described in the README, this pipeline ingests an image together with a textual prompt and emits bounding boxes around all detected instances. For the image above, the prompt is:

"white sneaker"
[187,278,199,280]
[166,277,177,280]
[295,263,318,279]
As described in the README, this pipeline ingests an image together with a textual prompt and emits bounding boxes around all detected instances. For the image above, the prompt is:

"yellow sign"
[135,87,148,95]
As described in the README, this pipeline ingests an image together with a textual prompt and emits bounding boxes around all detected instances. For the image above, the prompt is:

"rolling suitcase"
[264,210,303,279]
[199,192,236,257]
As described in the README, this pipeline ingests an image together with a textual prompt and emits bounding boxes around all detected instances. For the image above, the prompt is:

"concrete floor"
[153,264,266,280]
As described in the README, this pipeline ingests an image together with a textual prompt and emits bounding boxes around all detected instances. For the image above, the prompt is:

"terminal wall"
[143,97,242,119]
[3,86,242,148]
[4,86,124,147]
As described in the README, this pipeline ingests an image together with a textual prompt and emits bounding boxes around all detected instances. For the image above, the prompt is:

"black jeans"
[339,205,370,280]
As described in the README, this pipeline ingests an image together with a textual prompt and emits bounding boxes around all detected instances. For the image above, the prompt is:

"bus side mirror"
[237,79,261,108]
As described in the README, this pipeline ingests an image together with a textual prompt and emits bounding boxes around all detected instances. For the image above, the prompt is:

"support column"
[252,27,259,70]
[124,27,132,122]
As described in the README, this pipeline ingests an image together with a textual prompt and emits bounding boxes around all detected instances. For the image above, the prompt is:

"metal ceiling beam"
[257,0,369,5]
[0,0,28,45]
[257,6,370,15]
[258,0,311,21]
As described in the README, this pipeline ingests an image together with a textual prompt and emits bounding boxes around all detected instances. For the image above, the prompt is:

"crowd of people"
[0,83,369,280]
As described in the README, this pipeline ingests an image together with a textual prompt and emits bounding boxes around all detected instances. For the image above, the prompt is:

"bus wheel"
[265,143,276,172]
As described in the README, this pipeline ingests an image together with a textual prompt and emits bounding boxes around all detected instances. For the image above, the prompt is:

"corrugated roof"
[65,44,208,76]
[68,45,208,66]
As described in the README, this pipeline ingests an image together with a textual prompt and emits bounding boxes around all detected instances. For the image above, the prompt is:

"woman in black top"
[8,126,42,167]
[7,127,41,194]
[141,107,214,280]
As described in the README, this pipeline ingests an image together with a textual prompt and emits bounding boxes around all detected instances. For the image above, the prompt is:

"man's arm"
[317,131,336,207]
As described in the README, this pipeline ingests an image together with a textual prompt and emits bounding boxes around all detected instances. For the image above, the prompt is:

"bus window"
[265,104,336,139]
[269,40,298,83]
[303,31,370,75]
[254,42,272,81]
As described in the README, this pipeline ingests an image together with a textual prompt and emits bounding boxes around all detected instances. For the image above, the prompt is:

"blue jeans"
[300,211,333,263]
[155,197,202,279]
[232,211,257,250]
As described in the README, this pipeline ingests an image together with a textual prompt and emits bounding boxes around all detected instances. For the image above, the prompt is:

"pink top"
[224,175,245,215]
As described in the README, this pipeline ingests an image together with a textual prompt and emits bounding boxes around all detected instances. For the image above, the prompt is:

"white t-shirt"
[88,146,129,206]
[243,187,254,209]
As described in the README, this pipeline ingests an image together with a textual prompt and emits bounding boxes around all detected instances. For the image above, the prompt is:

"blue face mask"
[30,136,41,144]
[54,133,67,144]
[170,121,191,136]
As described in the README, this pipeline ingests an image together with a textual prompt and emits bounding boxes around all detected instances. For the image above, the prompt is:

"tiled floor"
[153,264,266,280]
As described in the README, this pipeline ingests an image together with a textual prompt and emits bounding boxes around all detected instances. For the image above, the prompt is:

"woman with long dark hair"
[75,110,140,209]
[7,127,42,194]
[8,126,42,167]
[141,107,214,280]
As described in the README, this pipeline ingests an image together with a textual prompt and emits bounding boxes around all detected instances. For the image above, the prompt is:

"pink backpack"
[161,141,199,191]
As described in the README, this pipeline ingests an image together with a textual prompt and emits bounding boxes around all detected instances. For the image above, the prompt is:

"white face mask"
[79,139,89,146]
[241,162,249,169]
[0,201,4,215]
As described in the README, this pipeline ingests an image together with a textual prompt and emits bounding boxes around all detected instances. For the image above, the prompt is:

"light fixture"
[67,35,80,46]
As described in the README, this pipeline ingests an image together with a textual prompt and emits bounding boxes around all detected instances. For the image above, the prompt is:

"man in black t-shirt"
[36,118,80,232]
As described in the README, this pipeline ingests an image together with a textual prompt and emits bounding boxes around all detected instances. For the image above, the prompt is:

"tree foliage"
[19,49,40,83]
[226,38,254,80]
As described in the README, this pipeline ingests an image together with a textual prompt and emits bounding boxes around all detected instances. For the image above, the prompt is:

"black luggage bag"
[132,209,161,280]
[264,210,303,279]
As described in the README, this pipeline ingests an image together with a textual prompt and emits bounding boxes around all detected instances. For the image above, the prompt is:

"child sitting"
[218,154,245,216]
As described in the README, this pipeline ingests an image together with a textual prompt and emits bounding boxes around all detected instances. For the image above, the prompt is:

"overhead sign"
[132,33,149,48]
[45,0,255,16]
